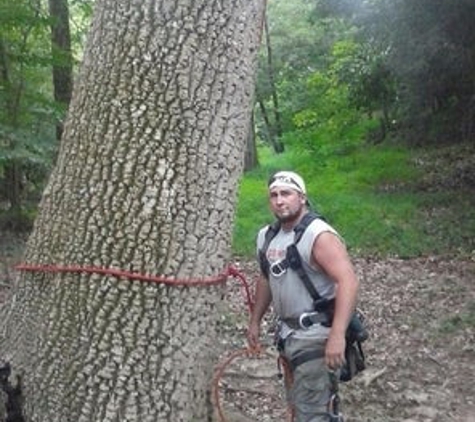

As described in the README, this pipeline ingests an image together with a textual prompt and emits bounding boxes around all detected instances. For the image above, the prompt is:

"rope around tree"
[12,262,286,421]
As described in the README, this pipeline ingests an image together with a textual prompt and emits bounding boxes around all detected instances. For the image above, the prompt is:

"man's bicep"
[312,232,355,283]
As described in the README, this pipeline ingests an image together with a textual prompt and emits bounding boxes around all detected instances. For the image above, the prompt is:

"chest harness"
[258,212,335,330]
[258,212,368,381]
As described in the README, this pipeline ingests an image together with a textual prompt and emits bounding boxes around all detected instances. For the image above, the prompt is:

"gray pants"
[282,335,334,422]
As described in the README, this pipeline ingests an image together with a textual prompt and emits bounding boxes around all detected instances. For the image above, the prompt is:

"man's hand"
[325,331,346,370]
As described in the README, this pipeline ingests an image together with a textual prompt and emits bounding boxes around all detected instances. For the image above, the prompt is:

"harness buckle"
[270,260,288,277]
[298,311,320,329]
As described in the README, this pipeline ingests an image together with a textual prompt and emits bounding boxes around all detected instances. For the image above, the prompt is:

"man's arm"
[247,275,272,351]
[312,232,359,369]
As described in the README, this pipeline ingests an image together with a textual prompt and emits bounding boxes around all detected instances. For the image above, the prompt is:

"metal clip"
[270,260,287,277]
[327,371,344,421]
[298,311,318,329]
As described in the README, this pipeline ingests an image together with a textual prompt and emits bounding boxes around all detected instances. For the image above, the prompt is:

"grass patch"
[439,301,475,334]
[232,141,474,258]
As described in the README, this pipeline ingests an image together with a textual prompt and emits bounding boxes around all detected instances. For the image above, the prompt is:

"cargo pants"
[281,334,335,422]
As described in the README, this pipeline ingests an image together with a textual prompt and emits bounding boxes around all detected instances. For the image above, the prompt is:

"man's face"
[269,186,306,224]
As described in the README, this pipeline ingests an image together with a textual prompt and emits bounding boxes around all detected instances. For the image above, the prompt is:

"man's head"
[268,171,307,225]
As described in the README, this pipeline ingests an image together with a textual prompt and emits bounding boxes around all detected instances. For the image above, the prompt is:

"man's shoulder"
[300,218,339,246]
[256,224,271,248]
[308,217,336,232]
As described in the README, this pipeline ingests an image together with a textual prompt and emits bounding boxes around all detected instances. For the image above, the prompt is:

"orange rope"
[15,263,254,314]
[16,262,292,421]
[15,263,228,286]
[211,347,294,422]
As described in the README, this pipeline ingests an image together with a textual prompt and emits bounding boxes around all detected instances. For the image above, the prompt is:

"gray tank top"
[257,218,339,337]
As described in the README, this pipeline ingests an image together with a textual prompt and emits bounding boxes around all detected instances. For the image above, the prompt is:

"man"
[247,171,359,422]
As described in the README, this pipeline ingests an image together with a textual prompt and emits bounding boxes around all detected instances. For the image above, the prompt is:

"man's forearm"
[250,276,272,324]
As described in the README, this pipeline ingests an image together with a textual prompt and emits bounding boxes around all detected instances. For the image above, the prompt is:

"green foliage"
[234,138,417,256]
[358,0,475,144]
[247,0,475,263]
[0,205,36,231]
[233,138,473,259]
[258,0,475,152]
[255,0,356,142]
[69,0,94,58]
[0,0,59,212]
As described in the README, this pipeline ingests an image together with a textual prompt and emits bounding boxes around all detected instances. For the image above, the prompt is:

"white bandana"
[268,171,306,194]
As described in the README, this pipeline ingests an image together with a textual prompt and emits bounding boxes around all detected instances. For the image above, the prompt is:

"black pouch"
[340,311,368,382]
[340,340,366,382]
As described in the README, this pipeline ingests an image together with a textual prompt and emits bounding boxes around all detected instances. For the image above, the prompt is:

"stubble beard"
[275,205,305,226]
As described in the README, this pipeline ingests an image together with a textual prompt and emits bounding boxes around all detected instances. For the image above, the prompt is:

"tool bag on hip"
[339,310,368,382]
[313,297,368,382]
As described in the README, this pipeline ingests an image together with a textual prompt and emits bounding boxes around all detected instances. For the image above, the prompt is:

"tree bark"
[48,0,74,141]
[243,112,258,171]
[262,15,284,153]
[0,0,265,421]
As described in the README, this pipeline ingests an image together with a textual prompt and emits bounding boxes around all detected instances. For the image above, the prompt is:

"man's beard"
[275,206,304,224]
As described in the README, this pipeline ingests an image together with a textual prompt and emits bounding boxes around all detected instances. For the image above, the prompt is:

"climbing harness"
[258,211,369,382]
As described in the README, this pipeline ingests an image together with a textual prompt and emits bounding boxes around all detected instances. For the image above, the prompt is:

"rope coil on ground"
[211,347,294,422]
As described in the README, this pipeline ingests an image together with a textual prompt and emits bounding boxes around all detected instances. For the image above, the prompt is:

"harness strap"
[258,211,325,281]
[286,244,321,302]
[289,349,325,371]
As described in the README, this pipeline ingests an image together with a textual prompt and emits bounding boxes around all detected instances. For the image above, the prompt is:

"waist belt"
[282,311,329,330]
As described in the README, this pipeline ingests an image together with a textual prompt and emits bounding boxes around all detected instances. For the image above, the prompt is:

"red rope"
[15,263,254,313]
[15,261,267,420]
[211,347,294,422]
[16,263,226,286]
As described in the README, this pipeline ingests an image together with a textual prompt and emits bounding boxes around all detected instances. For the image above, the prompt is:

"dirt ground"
[1,235,474,422]
[217,256,475,422]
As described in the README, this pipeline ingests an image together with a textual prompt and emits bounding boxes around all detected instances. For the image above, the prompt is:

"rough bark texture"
[0,0,265,421]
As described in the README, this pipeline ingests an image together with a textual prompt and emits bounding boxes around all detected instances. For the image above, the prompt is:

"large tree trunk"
[0,0,265,421]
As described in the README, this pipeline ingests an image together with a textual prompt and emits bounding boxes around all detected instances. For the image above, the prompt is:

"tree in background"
[258,0,475,152]
[255,0,322,152]
[0,0,265,421]
[254,0,360,154]
[0,0,56,221]
[48,0,74,141]
[346,0,475,144]
[244,112,259,171]
[256,14,284,154]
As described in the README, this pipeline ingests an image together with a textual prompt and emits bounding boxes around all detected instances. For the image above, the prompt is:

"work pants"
[282,334,334,422]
